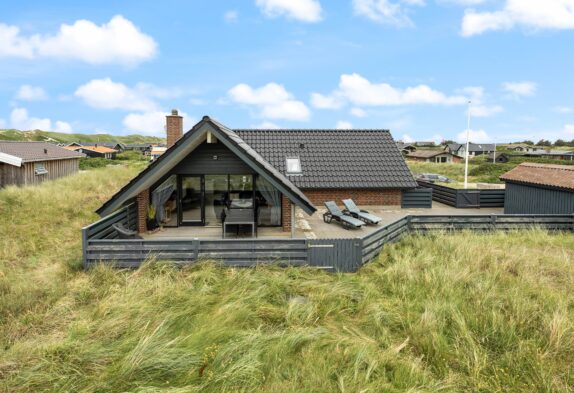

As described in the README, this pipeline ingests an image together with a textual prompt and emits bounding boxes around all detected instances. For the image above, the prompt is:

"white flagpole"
[464,100,471,189]
[493,142,497,164]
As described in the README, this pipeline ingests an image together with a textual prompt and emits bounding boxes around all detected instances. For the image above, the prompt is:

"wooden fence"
[417,181,505,208]
[83,213,573,272]
[401,188,433,208]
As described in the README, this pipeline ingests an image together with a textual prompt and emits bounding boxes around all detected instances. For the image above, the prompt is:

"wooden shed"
[500,163,574,214]
[0,141,84,187]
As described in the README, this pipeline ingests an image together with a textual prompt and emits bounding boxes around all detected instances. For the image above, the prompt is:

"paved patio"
[141,202,503,240]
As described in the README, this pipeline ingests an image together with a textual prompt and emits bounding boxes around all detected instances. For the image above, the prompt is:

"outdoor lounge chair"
[112,223,142,239]
[323,201,365,229]
[342,199,382,225]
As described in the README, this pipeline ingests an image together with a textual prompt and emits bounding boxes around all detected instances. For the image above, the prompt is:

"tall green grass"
[1,165,573,392]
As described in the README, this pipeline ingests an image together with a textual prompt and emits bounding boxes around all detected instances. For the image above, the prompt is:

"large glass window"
[204,175,228,225]
[256,176,281,226]
[151,175,178,227]
[229,175,253,209]
[180,176,202,223]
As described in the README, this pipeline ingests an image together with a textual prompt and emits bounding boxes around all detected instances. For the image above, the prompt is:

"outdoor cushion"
[342,199,382,225]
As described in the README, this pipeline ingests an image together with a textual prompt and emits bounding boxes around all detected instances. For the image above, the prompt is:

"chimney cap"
[171,109,178,116]
[202,115,210,121]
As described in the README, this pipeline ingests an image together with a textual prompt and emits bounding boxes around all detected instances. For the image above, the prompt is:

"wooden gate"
[307,239,363,272]
[456,190,480,208]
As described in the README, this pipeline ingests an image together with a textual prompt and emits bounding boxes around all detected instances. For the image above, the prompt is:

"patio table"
[223,208,256,238]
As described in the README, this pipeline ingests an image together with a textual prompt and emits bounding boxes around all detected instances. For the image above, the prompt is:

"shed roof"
[0,141,84,166]
[500,163,574,191]
[234,129,417,189]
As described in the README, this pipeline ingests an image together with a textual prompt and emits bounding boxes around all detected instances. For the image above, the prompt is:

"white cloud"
[9,107,72,132]
[401,134,414,143]
[55,121,73,133]
[310,92,344,109]
[123,110,194,136]
[350,107,367,117]
[224,10,239,22]
[336,121,353,129]
[438,0,486,5]
[75,78,161,111]
[0,15,156,65]
[251,121,281,129]
[352,0,423,26]
[461,0,574,37]
[15,85,47,101]
[317,73,467,107]
[456,128,491,143]
[472,104,503,117]
[228,82,311,121]
[502,81,537,98]
[554,106,573,113]
[255,0,322,22]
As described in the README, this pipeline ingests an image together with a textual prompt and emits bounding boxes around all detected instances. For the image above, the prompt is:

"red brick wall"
[137,189,150,233]
[280,188,402,231]
[302,188,402,206]
[282,195,291,232]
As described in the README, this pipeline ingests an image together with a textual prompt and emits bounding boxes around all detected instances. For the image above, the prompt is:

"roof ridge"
[234,128,391,132]
[519,162,574,170]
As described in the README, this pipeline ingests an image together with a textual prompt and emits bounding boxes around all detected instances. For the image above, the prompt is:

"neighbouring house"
[516,150,574,161]
[65,144,118,159]
[72,141,125,152]
[506,144,534,152]
[500,163,574,214]
[406,150,462,164]
[445,143,495,157]
[96,110,417,235]
[150,146,167,161]
[414,141,435,147]
[487,152,510,163]
[125,143,153,155]
[396,142,417,156]
[0,141,84,187]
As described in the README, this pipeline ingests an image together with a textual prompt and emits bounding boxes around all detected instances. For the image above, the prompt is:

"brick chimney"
[166,109,183,148]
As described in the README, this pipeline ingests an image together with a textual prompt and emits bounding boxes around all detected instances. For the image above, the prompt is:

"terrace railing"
[417,180,506,208]
[83,212,574,272]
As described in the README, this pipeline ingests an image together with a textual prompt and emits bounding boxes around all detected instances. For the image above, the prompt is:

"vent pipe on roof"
[44,148,47,154]
[166,109,183,148]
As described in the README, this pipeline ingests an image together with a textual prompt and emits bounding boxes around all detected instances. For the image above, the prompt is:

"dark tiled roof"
[407,150,455,159]
[0,141,84,163]
[234,129,417,189]
[500,163,574,191]
[78,141,124,148]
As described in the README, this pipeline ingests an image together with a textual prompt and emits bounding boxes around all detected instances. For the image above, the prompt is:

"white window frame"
[285,157,302,175]
[34,162,48,175]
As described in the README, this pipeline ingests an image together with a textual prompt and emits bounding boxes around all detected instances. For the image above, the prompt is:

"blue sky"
[1,0,573,143]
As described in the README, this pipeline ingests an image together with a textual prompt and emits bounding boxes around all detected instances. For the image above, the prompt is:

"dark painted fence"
[417,181,505,208]
[83,213,574,272]
[401,188,432,208]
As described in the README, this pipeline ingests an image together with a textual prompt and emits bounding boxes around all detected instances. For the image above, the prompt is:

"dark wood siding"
[172,142,254,175]
[0,158,80,187]
[504,182,574,214]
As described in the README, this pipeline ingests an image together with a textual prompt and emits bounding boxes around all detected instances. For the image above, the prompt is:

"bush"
[116,150,147,161]
[79,157,109,170]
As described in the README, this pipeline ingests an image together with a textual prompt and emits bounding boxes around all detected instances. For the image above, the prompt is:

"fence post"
[490,214,497,231]
[81,227,88,270]
[193,238,199,261]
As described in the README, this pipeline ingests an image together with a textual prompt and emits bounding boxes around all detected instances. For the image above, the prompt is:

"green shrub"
[79,157,109,170]
[116,150,147,161]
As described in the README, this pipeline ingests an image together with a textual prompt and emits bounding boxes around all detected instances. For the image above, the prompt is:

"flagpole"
[464,100,471,189]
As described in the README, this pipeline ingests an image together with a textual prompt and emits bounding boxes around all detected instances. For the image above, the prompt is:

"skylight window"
[286,157,302,174]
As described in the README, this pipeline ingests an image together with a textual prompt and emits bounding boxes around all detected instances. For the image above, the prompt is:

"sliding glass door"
[179,176,203,225]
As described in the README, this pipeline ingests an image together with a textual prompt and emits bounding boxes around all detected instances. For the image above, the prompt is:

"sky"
[1,0,574,144]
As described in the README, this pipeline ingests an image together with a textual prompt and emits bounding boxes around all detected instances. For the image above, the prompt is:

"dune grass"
[1,165,573,392]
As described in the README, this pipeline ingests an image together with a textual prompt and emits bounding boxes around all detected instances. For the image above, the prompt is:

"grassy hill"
[0,128,164,144]
[1,165,573,391]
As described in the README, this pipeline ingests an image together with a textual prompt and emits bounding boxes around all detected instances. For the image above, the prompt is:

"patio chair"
[112,223,142,239]
[342,199,382,225]
[323,201,365,229]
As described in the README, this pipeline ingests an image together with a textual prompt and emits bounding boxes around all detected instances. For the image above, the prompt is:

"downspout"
[291,203,296,238]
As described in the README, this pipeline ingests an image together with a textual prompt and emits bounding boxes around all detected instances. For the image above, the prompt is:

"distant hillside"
[0,129,165,144]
